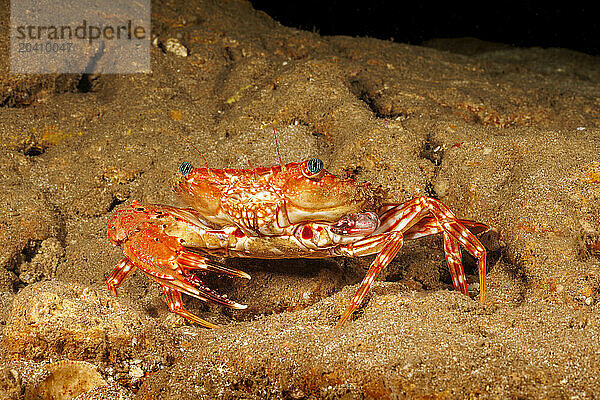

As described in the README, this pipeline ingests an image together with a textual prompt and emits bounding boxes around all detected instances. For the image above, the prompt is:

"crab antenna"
[248,158,261,181]
[182,135,213,175]
[273,127,285,171]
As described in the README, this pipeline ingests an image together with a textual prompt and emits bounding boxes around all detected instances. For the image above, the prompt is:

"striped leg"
[377,197,487,301]
[421,197,487,302]
[443,232,467,294]
[177,249,251,279]
[163,287,219,329]
[397,216,489,241]
[336,197,488,326]
[404,217,489,294]
[106,257,137,296]
[119,221,248,327]
[337,231,404,326]
[399,215,468,294]
[335,199,435,325]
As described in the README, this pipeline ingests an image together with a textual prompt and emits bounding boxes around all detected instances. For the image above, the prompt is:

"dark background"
[250,1,599,55]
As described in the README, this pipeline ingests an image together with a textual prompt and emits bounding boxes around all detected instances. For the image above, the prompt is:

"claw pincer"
[107,202,248,328]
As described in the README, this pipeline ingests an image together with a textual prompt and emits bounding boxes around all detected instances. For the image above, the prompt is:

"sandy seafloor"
[1,0,599,399]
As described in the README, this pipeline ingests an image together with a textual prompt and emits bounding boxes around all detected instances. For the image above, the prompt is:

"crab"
[107,159,489,328]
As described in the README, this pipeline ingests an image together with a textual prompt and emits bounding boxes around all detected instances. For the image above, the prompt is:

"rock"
[17,237,64,284]
[0,172,62,275]
[0,291,15,325]
[0,367,21,400]
[24,360,106,400]
[2,281,174,363]
[138,285,600,399]
[0,268,17,292]
[72,383,133,400]
[129,364,144,379]
[5,359,133,400]
[165,39,188,57]
[0,0,599,398]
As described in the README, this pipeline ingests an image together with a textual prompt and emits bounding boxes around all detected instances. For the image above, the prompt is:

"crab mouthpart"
[331,211,380,236]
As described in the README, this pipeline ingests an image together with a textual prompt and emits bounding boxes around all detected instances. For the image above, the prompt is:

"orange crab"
[107,159,488,328]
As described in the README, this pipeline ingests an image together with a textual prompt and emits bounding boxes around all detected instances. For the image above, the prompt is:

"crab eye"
[179,161,193,176]
[306,158,323,176]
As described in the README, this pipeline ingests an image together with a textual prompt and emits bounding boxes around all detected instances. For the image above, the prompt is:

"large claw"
[106,202,250,328]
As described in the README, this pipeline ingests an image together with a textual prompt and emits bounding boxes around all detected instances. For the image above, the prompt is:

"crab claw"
[170,249,249,310]
[177,250,251,280]
[107,203,250,328]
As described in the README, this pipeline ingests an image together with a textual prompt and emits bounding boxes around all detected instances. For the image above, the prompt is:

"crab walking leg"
[443,232,467,294]
[338,231,404,326]
[144,267,246,327]
[163,287,219,329]
[125,248,249,311]
[123,222,249,303]
[373,201,472,297]
[402,216,469,294]
[378,197,488,302]
[403,217,490,294]
[421,197,487,302]
[402,217,490,241]
[402,216,443,240]
[335,200,450,326]
[335,199,488,326]
[106,257,137,296]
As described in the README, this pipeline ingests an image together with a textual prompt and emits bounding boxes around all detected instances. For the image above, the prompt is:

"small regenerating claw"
[331,211,380,236]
